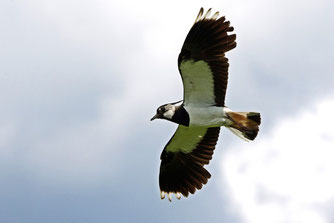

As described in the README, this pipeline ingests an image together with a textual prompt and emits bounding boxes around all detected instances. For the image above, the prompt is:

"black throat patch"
[171,105,190,126]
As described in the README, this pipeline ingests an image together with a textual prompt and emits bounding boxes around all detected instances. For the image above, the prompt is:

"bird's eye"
[161,107,166,112]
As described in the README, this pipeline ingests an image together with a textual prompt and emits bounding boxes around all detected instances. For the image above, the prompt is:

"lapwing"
[151,8,261,201]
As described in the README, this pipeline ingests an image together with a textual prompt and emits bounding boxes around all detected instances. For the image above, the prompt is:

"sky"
[0,0,334,222]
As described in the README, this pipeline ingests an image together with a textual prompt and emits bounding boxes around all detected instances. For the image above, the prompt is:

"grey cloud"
[0,0,333,223]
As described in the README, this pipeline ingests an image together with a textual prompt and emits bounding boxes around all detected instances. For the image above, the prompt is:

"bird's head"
[151,100,182,121]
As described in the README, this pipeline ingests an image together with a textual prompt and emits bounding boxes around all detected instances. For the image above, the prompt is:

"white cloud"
[0,0,181,188]
[1,0,333,198]
[221,96,334,223]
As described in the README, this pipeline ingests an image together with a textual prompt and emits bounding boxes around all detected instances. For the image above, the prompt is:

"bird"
[151,8,261,201]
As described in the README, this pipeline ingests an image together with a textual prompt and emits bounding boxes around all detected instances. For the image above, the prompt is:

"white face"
[162,104,176,119]
[163,109,175,119]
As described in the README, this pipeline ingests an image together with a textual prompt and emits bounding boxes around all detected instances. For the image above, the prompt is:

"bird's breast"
[184,106,230,127]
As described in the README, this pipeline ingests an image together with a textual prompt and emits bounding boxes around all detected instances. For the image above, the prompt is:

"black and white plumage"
[151,8,261,201]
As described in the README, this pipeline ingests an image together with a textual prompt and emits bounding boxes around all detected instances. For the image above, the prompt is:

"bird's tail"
[226,111,261,141]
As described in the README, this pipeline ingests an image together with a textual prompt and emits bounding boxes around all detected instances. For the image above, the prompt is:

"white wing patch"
[165,125,208,154]
[180,60,215,106]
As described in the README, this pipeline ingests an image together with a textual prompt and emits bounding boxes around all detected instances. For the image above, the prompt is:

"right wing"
[159,125,221,201]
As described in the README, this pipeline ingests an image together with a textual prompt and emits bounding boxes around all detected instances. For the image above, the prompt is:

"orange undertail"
[226,111,261,141]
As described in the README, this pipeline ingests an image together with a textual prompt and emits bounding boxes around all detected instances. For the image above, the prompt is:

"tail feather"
[246,112,261,125]
[226,111,261,141]
[228,127,251,142]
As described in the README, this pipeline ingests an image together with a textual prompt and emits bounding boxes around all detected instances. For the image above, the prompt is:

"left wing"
[159,125,220,201]
[178,8,236,107]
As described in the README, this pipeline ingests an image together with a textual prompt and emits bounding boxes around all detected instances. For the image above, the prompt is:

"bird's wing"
[178,8,236,107]
[159,125,220,200]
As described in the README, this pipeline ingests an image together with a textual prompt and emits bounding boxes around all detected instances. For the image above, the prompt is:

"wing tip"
[159,159,212,201]
[195,7,204,23]
[160,191,183,201]
[195,7,222,24]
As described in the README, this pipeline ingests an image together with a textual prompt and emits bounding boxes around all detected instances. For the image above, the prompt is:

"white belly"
[184,106,232,127]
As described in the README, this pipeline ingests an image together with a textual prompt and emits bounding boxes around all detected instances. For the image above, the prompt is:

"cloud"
[0,121,17,157]
[221,96,334,223]
[0,1,334,222]
[0,0,188,187]
[220,0,334,124]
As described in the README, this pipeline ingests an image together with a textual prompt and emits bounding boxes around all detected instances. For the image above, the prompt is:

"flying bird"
[151,8,261,201]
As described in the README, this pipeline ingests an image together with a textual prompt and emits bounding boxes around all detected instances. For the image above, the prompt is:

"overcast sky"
[1,0,334,222]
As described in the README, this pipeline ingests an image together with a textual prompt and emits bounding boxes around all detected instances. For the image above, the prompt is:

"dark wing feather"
[159,126,220,200]
[178,8,236,106]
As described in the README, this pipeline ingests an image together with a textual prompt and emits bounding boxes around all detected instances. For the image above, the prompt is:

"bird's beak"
[150,114,160,121]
